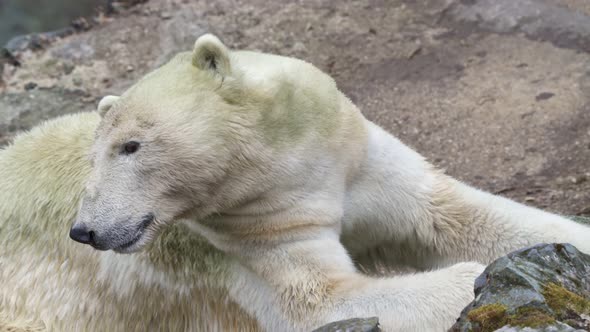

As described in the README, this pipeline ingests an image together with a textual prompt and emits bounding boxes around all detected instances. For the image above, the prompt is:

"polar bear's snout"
[69,215,152,252]
[69,223,95,245]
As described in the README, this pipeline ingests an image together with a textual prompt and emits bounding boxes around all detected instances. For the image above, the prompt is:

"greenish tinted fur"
[255,80,340,147]
[570,216,590,225]
[146,223,232,275]
[137,52,342,149]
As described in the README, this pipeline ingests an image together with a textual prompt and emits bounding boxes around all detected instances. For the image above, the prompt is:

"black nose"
[69,224,95,245]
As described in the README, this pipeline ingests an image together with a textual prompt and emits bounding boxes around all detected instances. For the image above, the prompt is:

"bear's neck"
[184,93,369,255]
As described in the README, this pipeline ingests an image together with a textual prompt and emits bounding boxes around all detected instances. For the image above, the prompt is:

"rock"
[3,28,75,58]
[312,317,380,332]
[24,82,37,91]
[536,92,556,102]
[160,12,173,20]
[0,88,95,146]
[450,243,590,332]
[572,176,586,185]
[446,0,590,53]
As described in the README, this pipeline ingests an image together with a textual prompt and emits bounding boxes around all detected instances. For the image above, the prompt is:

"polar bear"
[0,113,259,331]
[72,34,590,331]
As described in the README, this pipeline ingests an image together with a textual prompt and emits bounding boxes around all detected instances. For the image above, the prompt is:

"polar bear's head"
[71,34,350,253]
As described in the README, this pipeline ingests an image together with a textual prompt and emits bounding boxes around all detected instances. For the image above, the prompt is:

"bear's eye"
[121,141,140,155]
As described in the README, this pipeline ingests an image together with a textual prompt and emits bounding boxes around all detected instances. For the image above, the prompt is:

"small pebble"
[535,92,555,101]
[570,175,587,184]
[72,77,83,87]
[24,82,37,91]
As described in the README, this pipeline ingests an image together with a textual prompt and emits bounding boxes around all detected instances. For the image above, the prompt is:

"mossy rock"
[450,243,590,332]
[462,303,557,331]
[466,303,509,331]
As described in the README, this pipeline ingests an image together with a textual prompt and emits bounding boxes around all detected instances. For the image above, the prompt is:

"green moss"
[543,282,590,318]
[467,303,508,331]
[506,307,555,328]
[468,304,558,331]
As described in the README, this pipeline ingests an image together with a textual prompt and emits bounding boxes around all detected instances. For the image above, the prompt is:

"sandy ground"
[1,0,589,216]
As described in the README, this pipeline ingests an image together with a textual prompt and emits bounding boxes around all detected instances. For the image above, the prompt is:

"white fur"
[343,122,590,268]
[97,95,119,117]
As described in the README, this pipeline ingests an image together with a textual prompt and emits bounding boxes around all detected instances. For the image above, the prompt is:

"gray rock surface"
[0,0,106,46]
[0,87,93,146]
[447,0,590,53]
[312,317,380,332]
[450,243,590,332]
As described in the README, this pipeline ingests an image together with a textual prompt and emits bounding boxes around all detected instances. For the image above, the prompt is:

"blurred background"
[1,0,589,216]
[0,0,109,46]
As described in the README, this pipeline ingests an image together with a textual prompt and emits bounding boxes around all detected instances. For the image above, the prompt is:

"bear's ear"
[97,95,120,118]
[192,34,231,77]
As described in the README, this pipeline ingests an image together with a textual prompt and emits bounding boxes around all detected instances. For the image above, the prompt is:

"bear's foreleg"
[227,237,484,332]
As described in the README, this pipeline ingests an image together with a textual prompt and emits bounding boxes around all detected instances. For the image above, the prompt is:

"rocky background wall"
[1,0,590,217]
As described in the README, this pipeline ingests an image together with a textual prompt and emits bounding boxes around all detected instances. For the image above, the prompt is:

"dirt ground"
[1,0,589,216]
